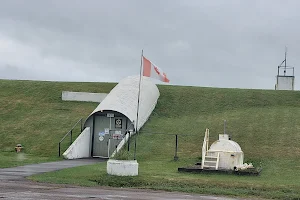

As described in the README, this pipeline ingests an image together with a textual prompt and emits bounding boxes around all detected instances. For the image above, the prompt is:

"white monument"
[201,121,253,171]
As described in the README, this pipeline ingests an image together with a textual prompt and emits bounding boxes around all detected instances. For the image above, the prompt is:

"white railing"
[201,128,209,169]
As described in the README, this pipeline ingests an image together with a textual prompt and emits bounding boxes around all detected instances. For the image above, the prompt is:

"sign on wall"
[99,136,104,141]
[115,119,122,128]
[113,133,122,139]
[98,132,105,141]
[107,113,114,118]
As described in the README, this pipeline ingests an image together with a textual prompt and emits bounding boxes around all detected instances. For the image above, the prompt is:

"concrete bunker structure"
[202,130,244,170]
[201,121,253,171]
[179,124,259,175]
[63,75,160,159]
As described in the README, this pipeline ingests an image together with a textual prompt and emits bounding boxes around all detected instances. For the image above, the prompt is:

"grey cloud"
[0,0,300,89]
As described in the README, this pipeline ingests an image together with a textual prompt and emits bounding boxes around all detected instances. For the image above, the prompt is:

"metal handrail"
[111,122,134,144]
[134,131,192,136]
[58,118,83,157]
[109,122,135,158]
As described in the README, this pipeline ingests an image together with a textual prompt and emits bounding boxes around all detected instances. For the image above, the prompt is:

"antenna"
[278,46,288,76]
[224,120,226,135]
[284,46,287,75]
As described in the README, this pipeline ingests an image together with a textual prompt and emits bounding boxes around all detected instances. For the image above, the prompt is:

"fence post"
[70,130,72,145]
[80,118,83,132]
[174,134,178,161]
[58,142,61,157]
[127,132,130,151]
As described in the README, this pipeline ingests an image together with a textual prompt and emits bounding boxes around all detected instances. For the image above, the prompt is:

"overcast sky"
[1,0,300,89]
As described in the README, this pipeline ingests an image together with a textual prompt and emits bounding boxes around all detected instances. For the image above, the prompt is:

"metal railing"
[129,132,188,161]
[109,122,135,158]
[58,118,84,157]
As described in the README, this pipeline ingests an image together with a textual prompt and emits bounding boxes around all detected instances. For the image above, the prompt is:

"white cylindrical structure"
[208,134,244,170]
[85,75,160,131]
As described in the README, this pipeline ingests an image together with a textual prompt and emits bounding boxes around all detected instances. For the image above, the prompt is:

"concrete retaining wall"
[62,91,108,102]
[107,159,138,176]
[63,127,91,159]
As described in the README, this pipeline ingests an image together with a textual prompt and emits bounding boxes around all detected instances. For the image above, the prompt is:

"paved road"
[0,180,242,200]
[0,158,104,180]
[0,158,257,200]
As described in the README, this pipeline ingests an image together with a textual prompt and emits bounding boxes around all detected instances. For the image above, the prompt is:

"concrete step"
[204,160,217,163]
[205,156,218,159]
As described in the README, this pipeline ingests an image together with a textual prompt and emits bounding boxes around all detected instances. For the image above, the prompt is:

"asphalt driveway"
[0,158,104,180]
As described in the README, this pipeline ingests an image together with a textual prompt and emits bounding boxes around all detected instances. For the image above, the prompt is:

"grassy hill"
[0,79,117,167]
[1,79,300,199]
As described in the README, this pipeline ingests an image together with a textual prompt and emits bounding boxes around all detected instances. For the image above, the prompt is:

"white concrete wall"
[63,127,91,159]
[107,159,138,176]
[276,76,295,90]
[62,91,108,102]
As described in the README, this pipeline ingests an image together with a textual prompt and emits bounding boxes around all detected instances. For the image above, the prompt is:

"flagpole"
[134,49,143,160]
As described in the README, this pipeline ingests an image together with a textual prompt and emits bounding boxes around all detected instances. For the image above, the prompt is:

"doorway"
[92,112,127,158]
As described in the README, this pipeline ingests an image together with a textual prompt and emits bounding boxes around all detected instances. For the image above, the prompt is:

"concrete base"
[107,159,138,176]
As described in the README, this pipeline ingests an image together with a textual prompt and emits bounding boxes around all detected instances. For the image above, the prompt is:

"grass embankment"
[1,79,300,199]
[0,79,116,167]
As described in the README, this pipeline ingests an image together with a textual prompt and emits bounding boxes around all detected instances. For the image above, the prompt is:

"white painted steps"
[202,152,220,170]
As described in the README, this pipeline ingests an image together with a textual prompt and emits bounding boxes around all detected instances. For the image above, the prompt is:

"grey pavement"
[0,180,247,200]
[0,158,105,181]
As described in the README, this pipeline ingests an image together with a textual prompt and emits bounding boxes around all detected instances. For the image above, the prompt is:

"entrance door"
[92,115,110,158]
[108,117,128,155]
[92,114,128,158]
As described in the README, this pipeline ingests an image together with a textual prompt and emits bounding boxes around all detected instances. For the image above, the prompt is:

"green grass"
[0,79,116,167]
[2,79,300,199]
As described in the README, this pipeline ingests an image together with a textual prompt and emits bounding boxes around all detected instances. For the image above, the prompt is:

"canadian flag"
[142,56,170,83]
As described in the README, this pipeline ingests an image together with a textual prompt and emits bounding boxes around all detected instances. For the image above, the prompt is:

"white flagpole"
[134,49,143,160]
